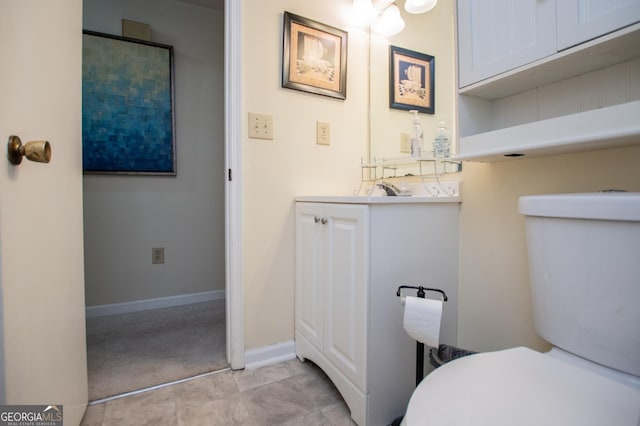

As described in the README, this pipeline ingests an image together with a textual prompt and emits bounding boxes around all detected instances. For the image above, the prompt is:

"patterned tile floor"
[81,359,356,425]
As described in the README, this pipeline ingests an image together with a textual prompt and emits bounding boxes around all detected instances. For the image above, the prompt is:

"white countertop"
[296,181,462,204]
[295,195,461,204]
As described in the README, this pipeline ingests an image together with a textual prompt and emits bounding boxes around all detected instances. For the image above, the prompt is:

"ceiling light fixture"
[352,0,437,36]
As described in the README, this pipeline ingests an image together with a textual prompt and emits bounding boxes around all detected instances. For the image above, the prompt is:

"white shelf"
[456,101,640,162]
[359,156,462,182]
[364,155,461,168]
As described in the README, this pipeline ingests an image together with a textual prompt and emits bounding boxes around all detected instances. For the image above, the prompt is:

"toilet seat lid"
[405,347,640,426]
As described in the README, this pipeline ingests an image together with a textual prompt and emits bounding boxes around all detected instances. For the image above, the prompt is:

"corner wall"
[242,0,369,349]
[457,144,640,352]
[83,0,225,306]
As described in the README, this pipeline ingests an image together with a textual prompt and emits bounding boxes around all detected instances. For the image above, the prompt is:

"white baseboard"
[85,290,225,318]
[244,340,296,370]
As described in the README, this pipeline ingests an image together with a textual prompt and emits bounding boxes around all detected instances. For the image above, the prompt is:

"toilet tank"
[519,192,640,377]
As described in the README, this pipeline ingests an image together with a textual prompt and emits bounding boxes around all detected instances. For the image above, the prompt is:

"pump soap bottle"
[409,110,423,158]
[433,121,450,158]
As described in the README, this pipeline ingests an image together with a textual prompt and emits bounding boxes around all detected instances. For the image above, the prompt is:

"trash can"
[429,344,477,368]
[389,345,478,426]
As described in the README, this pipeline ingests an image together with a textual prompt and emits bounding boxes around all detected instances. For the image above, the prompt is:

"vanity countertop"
[295,195,461,204]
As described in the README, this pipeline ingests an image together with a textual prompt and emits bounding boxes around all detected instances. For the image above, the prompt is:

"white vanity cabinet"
[295,202,368,391]
[295,197,460,426]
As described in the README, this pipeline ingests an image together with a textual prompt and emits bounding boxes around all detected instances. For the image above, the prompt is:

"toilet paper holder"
[396,285,447,302]
[396,285,448,387]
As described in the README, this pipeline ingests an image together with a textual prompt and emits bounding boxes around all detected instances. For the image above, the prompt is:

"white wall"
[458,144,640,352]
[242,0,369,349]
[83,0,225,306]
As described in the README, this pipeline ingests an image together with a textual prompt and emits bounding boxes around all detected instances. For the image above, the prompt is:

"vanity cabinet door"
[295,203,326,350]
[457,0,557,87]
[295,202,369,391]
[557,0,640,50]
[322,204,369,391]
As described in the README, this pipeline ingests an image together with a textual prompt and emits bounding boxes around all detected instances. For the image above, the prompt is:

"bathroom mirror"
[368,1,457,163]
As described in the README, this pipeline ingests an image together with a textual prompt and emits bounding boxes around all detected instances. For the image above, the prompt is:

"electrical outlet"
[317,121,330,145]
[400,132,411,153]
[152,247,164,264]
[248,113,274,140]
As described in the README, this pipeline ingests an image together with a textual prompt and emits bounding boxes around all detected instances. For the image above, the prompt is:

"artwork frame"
[82,30,176,175]
[282,11,348,100]
[389,45,435,114]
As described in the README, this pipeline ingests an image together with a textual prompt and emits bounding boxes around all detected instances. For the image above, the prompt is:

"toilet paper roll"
[403,296,443,347]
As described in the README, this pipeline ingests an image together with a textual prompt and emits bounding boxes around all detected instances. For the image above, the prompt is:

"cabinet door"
[457,0,557,87]
[323,204,369,391]
[557,0,640,50]
[295,203,325,349]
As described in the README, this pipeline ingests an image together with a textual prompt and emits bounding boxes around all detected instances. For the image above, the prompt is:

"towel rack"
[396,285,448,387]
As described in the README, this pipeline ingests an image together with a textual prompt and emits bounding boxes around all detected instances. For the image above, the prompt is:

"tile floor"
[81,358,357,426]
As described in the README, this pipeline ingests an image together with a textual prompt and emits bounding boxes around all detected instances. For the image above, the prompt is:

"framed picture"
[82,30,176,175]
[389,45,435,114]
[282,11,348,100]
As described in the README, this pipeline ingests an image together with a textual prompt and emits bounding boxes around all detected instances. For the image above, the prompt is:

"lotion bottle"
[433,121,450,158]
[409,110,423,158]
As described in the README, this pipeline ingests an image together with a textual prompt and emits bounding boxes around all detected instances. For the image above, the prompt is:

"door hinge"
[228,168,232,181]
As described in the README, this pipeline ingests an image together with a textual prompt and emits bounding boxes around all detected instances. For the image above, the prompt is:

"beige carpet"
[86,300,227,401]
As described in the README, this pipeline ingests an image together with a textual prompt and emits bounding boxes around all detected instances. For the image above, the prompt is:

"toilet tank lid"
[519,192,640,221]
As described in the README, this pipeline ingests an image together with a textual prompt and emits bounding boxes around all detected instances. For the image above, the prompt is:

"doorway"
[82,0,230,401]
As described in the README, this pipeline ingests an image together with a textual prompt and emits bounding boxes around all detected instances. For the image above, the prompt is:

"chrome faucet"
[377,182,410,196]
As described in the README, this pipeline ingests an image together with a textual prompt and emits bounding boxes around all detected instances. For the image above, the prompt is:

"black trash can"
[429,344,477,368]
[389,345,478,426]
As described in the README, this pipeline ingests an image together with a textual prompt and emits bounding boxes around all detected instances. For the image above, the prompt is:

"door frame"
[225,0,244,369]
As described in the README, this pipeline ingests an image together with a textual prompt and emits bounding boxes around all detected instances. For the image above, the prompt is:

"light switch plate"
[317,121,330,145]
[248,113,274,140]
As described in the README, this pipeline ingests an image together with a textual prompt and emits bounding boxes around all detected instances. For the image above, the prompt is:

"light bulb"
[351,0,378,26]
[375,4,405,36]
[404,0,437,14]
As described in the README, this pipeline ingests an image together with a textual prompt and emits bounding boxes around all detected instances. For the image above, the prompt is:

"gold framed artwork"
[389,45,435,114]
[282,11,348,100]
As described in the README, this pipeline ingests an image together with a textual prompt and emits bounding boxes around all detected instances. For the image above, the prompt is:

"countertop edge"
[295,195,462,204]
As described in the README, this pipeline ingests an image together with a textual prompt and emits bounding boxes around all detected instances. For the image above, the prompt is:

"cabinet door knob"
[314,216,321,223]
[321,218,328,225]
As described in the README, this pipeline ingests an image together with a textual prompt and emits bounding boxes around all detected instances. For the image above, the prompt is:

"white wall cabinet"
[457,0,556,88]
[456,0,640,161]
[458,0,640,88]
[295,198,460,425]
[557,0,640,50]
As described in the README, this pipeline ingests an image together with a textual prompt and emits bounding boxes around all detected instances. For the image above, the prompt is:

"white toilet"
[402,192,640,425]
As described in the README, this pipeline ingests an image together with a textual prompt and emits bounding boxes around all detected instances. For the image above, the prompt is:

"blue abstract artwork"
[82,31,175,174]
